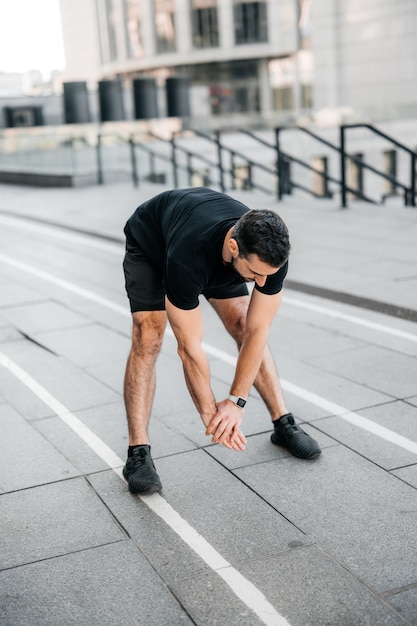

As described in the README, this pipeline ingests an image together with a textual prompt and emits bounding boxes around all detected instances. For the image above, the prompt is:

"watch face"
[237,397,246,408]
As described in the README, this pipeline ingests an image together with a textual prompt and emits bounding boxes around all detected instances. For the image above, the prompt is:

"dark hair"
[231,209,290,267]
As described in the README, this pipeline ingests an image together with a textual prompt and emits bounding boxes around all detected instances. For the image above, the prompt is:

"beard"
[223,258,252,283]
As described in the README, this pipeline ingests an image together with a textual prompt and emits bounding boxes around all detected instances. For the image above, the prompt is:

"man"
[122,187,321,494]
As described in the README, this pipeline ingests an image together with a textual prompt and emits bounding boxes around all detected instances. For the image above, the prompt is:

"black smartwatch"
[228,394,247,408]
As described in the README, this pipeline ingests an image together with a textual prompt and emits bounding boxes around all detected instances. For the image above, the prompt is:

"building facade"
[59,0,313,123]
[57,0,417,126]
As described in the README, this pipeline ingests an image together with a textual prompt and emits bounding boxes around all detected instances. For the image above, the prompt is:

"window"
[123,0,144,58]
[233,0,268,45]
[181,59,260,115]
[97,0,118,62]
[154,0,176,53]
[269,57,294,111]
[191,0,219,49]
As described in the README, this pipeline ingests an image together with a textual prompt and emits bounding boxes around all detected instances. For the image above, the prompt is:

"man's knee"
[131,311,166,356]
[220,303,248,343]
[229,311,247,343]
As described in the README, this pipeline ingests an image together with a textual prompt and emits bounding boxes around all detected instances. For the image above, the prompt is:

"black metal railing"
[3,122,414,208]
[340,123,416,208]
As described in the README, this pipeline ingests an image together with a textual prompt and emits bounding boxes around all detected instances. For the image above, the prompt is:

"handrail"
[344,123,416,156]
[341,123,416,207]
[3,124,413,208]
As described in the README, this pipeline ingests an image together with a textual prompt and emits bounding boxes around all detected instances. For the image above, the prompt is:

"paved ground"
[0,181,416,626]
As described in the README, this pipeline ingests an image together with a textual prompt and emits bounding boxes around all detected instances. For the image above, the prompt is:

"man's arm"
[206,288,283,447]
[165,297,246,451]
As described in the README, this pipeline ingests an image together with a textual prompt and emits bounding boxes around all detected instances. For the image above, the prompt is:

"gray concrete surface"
[0,180,416,626]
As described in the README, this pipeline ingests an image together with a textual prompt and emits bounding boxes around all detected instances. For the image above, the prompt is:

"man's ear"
[228,237,239,257]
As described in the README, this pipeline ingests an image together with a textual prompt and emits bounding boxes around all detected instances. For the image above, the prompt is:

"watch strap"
[228,394,247,408]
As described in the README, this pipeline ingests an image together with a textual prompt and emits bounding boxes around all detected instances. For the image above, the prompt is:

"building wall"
[312,0,417,120]
[97,0,297,75]
[59,0,102,84]
[57,0,417,125]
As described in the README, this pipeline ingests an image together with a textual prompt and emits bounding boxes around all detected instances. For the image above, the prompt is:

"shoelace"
[130,451,148,468]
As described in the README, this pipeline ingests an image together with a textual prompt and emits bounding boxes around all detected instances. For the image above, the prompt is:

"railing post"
[215,130,225,192]
[96,133,104,185]
[409,152,416,207]
[339,125,347,208]
[275,127,283,201]
[129,137,139,187]
[186,151,193,186]
[149,152,155,180]
[231,152,236,190]
[171,136,179,188]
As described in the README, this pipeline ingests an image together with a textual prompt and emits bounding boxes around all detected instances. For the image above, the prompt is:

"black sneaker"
[123,445,162,494]
[271,413,321,459]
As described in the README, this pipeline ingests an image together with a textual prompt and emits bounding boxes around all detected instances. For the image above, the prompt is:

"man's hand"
[205,400,247,451]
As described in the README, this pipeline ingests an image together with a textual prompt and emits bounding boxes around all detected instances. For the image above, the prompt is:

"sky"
[0,0,65,78]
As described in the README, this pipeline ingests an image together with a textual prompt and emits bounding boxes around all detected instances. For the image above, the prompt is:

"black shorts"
[123,249,249,313]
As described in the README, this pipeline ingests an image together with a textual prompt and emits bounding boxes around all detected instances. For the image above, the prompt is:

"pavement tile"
[167,569,265,626]
[1,299,89,334]
[0,404,79,494]
[234,446,417,593]
[212,352,393,418]
[151,351,198,417]
[89,469,221,584]
[154,449,308,566]
[33,412,120,476]
[31,323,131,368]
[0,477,125,570]
[279,295,417,359]
[391,465,417,489]
[0,365,53,420]
[0,281,45,308]
[44,399,197,465]
[0,339,121,419]
[314,401,417,470]
[306,345,417,398]
[269,314,367,361]
[158,407,217,447]
[237,545,408,626]
[206,424,337,470]
[386,588,417,625]
[85,357,126,394]
[0,325,23,343]
[407,396,417,408]
[0,541,192,626]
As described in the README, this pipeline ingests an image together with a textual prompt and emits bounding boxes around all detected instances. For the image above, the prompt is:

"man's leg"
[123,310,167,493]
[209,295,321,459]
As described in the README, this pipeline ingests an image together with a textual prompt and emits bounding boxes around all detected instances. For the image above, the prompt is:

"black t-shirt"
[124,187,288,310]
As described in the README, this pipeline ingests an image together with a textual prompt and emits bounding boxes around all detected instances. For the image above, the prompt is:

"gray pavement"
[0,180,417,626]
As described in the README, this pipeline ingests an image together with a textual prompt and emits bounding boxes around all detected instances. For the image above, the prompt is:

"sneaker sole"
[271,433,321,460]
[128,482,162,495]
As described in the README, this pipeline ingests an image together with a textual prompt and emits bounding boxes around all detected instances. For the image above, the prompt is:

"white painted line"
[2,217,416,344]
[284,295,417,344]
[0,253,129,317]
[0,350,290,626]
[200,343,417,455]
[0,352,123,470]
[281,379,417,456]
[1,251,417,457]
[0,215,122,255]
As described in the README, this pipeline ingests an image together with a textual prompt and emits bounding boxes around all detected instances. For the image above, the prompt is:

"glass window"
[191,0,219,49]
[123,0,144,58]
[233,0,268,45]
[269,51,313,112]
[179,60,260,115]
[154,0,176,53]
[97,0,118,62]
